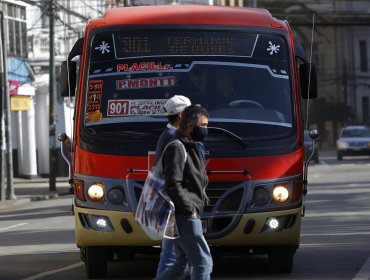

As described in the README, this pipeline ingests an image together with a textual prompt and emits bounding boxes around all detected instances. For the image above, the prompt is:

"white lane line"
[0,210,71,219]
[306,210,370,218]
[353,256,370,280]
[301,232,370,237]
[21,262,84,280]
[0,222,28,231]
[301,242,365,248]
[0,244,79,256]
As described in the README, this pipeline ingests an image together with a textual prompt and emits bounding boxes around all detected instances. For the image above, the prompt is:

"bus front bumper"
[75,206,301,247]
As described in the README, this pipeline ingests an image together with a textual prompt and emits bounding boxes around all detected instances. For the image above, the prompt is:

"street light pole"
[0,11,15,200]
[49,0,57,192]
[0,11,5,201]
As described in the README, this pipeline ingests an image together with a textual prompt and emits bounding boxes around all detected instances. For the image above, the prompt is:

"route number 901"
[107,100,129,116]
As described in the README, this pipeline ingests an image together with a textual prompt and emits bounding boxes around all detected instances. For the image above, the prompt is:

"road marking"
[302,232,370,236]
[353,256,370,280]
[301,242,367,248]
[0,222,28,231]
[0,210,71,219]
[0,244,78,256]
[21,261,84,280]
[306,210,370,218]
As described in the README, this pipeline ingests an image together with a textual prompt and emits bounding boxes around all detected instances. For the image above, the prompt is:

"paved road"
[0,152,370,279]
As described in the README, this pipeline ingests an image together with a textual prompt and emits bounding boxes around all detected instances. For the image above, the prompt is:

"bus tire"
[85,246,108,279]
[268,247,295,273]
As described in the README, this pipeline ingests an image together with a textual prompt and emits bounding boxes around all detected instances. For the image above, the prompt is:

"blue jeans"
[156,215,213,280]
[156,238,177,277]
[156,239,191,278]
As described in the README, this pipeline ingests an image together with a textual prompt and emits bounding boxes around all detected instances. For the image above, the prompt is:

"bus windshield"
[84,29,293,141]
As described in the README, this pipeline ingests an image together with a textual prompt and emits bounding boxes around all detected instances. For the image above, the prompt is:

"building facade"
[291,1,370,146]
[1,0,37,178]
[25,0,105,176]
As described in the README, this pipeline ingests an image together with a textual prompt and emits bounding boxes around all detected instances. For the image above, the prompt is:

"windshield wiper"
[207,127,247,149]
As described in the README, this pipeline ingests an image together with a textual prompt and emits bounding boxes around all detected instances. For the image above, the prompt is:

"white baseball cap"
[164,95,191,115]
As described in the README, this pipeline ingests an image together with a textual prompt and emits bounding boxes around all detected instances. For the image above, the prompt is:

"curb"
[0,191,72,211]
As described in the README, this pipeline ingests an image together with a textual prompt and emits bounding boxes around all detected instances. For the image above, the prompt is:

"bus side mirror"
[60,60,76,97]
[300,63,317,99]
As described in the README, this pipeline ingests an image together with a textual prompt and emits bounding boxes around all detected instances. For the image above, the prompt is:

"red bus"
[60,5,318,278]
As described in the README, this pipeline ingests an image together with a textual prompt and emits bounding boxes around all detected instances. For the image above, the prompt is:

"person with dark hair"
[156,95,191,277]
[156,105,212,280]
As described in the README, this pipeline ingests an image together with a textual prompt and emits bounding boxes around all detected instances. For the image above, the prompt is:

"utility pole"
[0,11,4,201]
[49,0,57,192]
[1,11,15,200]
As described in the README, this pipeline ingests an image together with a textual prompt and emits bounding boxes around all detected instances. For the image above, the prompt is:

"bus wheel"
[84,246,108,279]
[268,247,295,273]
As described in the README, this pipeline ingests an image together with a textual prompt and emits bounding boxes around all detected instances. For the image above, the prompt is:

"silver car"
[336,125,370,160]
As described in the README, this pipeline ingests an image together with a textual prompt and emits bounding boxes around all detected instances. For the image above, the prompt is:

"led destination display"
[113,31,257,57]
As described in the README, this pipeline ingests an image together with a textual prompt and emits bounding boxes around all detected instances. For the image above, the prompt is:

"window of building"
[360,40,368,72]
[3,2,27,58]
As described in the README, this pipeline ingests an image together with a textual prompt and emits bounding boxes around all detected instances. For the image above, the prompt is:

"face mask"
[191,126,208,142]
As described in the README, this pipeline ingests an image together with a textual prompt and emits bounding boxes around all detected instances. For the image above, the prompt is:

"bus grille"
[204,182,244,213]
[133,181,245,215]
[133,180,246,236]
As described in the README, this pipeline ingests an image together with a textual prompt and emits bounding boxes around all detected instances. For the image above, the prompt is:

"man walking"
[156,105,212,280]
[155,95,191,277]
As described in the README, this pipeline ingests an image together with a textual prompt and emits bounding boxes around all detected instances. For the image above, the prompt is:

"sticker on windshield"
[266,41,280,55]
[86,110,102,122]
[95,41,111,54]
[107,99,167,116]
[116,76,175,90]
[86,80,103,123]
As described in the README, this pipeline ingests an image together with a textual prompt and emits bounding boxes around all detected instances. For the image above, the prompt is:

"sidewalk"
[0,177,72,210]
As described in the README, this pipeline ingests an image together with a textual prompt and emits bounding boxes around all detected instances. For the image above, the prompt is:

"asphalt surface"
[0,148,370,280]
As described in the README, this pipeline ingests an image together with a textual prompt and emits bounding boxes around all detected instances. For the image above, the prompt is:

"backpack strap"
[162,139,187,163]
[154,139,187,176]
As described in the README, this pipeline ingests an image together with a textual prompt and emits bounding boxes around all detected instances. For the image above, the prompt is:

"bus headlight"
[96,218,108,229]
[107,187,126,205]
[87,183,105,202]
[79,214,114,232]
[267,217,280,229]
[253,187,270,206]
[272,185,289,203]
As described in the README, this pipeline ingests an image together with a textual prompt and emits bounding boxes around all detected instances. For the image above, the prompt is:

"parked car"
[304,130,319,163]
[336,125,370,160]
